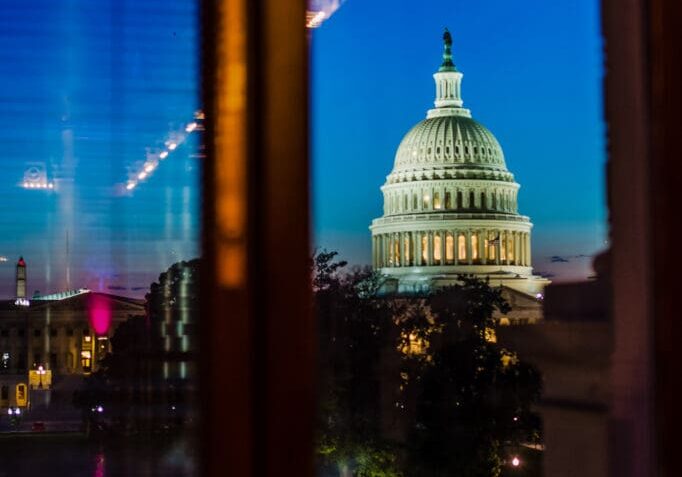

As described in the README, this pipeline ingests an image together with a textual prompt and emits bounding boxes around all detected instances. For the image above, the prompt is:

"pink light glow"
[88,294,112,335]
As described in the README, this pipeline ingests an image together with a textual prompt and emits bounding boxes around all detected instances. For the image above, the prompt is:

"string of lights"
[123,110,204,193]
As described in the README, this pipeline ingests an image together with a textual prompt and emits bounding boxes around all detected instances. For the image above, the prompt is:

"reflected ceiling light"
[306,0,345,28]
[119,110,204,194]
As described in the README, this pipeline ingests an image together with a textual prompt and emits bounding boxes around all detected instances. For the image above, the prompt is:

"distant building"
[370,30,550,298]
[0,258,144,377]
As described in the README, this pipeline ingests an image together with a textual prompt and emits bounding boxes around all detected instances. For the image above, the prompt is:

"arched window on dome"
[403,194,408,212]
[445,191,452,209]
[458,233,466,260]
[403,234,411,266]
[433,192,441,209]
[456,190,463,209]
[469,190,476,209]
[492,192,497,210]
[445,232,454,264]
[481,192,487,210]
[413,193,418,210]
[433,233,442,265]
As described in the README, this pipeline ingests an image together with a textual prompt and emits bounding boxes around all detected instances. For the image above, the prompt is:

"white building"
[370,30,549,297]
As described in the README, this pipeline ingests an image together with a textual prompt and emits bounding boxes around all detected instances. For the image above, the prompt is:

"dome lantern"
[432,28,466,112]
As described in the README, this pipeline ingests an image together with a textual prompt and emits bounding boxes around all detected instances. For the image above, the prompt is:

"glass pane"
[0,1,199,475]
[311,0,605,475]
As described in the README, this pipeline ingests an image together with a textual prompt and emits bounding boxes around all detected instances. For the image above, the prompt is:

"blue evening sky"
[0,1,199,298]
[311,0,607,282]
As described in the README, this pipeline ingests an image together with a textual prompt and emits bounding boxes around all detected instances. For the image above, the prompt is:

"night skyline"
[311,0,606,282]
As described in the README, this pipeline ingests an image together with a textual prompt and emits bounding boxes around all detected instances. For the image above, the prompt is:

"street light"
[511,456,520,467]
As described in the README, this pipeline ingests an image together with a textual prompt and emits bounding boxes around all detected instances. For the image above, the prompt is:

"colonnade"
[372,229,531,269]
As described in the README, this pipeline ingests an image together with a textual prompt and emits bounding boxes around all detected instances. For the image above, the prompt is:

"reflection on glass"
[0,1,199,475]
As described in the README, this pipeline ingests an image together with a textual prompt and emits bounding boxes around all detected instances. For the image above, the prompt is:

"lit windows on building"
[458,234,467,260]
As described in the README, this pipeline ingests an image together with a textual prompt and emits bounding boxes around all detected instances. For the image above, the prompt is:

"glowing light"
[97,405,103,413]
[307,0,345,28]
[0,256,7,262]
[7,409,12,415]
[119,109,202,192]
[535,293,544,300]
[14,298,30,307]
[512,457,520,467]
[14,408,20,415]
[306,10,326,28]
[48,183,54,189]
[88,294,112,335]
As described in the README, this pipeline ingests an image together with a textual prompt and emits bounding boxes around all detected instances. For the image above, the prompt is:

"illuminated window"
[458,233,466,260]
[433,192,441,209]
[433,233,442,264]
[403,235,411,265]
[471,233,479,260]
[394,238,400,265]
[421,234,428,265]
[422,193,430,209]
[446,233,454,263]
[501,234,507,260]
[508,235,514,261]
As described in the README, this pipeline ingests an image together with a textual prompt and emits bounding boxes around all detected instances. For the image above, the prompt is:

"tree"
[313,250,402,477]
[399,276,542,477]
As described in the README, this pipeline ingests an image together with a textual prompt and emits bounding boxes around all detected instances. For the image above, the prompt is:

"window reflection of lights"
[121,110,203,194]
[306,0,345,28]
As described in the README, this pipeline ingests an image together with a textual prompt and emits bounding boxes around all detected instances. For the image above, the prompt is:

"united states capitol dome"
[370,29,549,297]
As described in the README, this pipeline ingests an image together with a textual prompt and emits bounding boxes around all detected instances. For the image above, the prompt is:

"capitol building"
[370,30,549,297]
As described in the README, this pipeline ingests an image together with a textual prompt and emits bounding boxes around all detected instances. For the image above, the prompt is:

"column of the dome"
[400,232,405,266]
[439,230,446,265]
[478,230,486,264]
[465,229,473,265]
[372,236,377,268]
[427,231,433,266]
[452,229,459,265]
[495,229,501,265]
[383,234,388,268]
[415,231,422,266]
[504,231,510,266]
[525,233,531,267]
